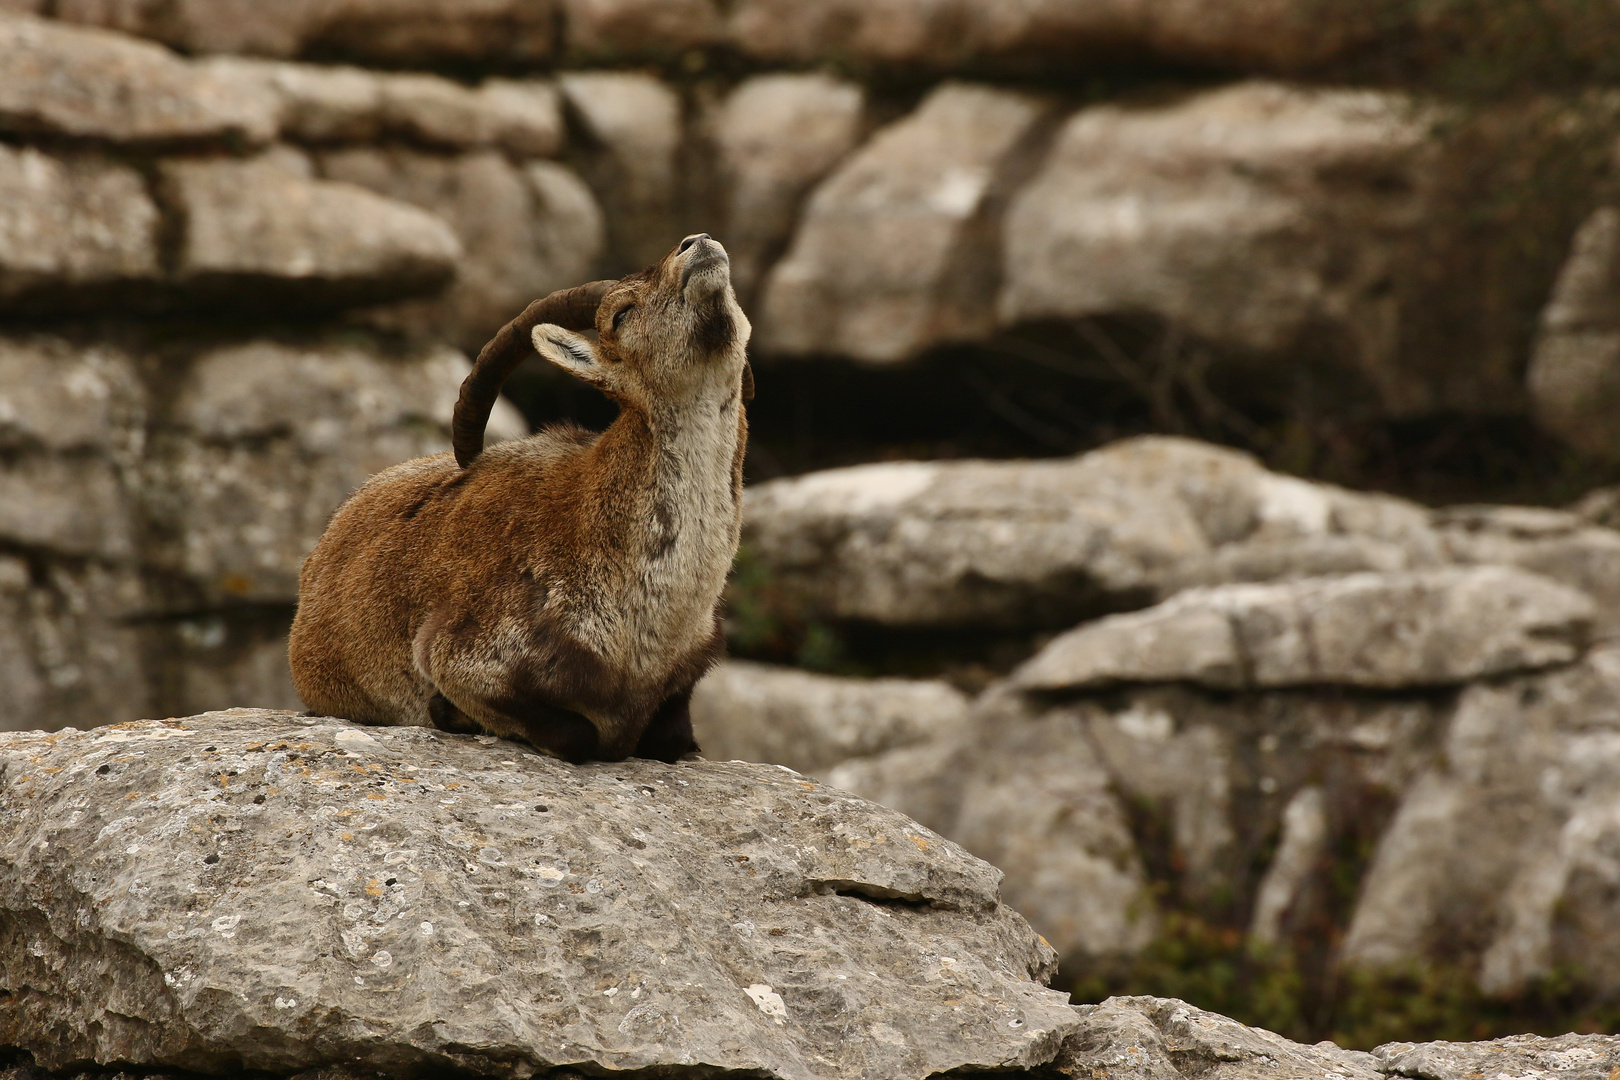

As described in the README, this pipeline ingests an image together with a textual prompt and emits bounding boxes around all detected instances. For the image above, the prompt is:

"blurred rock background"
[6,0,1620,1052]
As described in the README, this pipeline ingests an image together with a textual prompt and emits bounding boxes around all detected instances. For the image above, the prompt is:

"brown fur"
[288,235,752,762]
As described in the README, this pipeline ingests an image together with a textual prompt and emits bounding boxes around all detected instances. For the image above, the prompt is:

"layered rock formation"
[4,713,1618,1080]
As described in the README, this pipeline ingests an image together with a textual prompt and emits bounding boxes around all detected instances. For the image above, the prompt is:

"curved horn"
[453,280,614,469]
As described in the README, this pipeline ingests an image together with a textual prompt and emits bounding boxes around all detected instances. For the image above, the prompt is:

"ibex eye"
[612,306,633,332]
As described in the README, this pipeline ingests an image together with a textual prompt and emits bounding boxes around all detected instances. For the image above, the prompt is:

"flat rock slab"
[0,710,1076,1080]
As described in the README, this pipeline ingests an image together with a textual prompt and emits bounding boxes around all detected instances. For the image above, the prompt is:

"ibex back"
[288,234,753,762]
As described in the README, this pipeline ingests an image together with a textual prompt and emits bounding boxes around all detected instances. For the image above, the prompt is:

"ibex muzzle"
[288,234,753,763]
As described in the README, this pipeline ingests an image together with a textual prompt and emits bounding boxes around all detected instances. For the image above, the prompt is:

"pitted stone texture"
[758,83,1048,364]
[322,149,602,352]
[0,711,1077,1080]
[164,150,462,310]
[691,661,970,776]
[1530,206,1620,462]
[142,340,524,606]
[710,74,865,303]
[0,146,159,305]
[830,692,1154,963]
[0,13,277,144]
[563,0,723,55]
[743,436,1444,630]
[1056,996,1382,1080]
[559,72,684,272]
[1370,1033,1620,1080]
[1343,645,1620,995]
[53,0,558,63]
[1014,567,1594,693]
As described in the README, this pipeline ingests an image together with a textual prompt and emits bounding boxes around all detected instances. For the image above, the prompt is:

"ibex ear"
[532,324,610,387]
[741,360,755,402]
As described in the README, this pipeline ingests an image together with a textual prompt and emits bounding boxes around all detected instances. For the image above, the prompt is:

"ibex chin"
[288,234,753,763]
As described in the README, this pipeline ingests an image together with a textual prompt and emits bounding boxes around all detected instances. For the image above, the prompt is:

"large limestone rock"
[691,660,970,776]
[0,710,1079,1079]
[321,148,603,351]
[1013,567,1595,693]
[52,0,558,63]
[1371,1033,1620,1080]
[140,340,525,607]
[1529,206,1620,461]
[559,72,684,272]
[758,83,1049,364]
[0,145,159,306]
[709,73,865,303]
[1343,645,1620,996]
[163,149,462,310]
[743,436,1443,629]
[0,12,276,144]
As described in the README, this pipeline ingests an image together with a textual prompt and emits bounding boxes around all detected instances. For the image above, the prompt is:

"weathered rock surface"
[0,13,276,144]
[141,340,523,607]
[830,690,1156,962]
[743,436,1444,629]
[1529,206,1620,462]
[1343,645,1620,995]
[164,149,462,310]
[559,72,684,271]
[1370,1032,1620,1080]
[321,148,602,351]
[0,336,144,561]
[1056,996,1383,1080]
[205,58,564,157]
[0,711,1078,1080]
[710,73,865,303]
[52,0,558,63]
[758,82,1049,364]
[1013,567,1595,693]
[691,660,970,776]
[0,145,160,306]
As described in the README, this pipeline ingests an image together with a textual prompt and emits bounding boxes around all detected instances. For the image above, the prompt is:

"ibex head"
[452,234,753,468]
[534,233,752,411]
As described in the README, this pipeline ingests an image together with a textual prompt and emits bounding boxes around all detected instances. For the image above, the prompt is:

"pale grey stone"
[0,145,159,303]
[164,149,462,307]
[1015,567,1594,692]
[0,710,1078,1079]
[691,660,970,776]
[0,336,145,458]
[830,691,1155,963]
[0,12,277,143]
[323,148,602,351]
[1343,645,1620,995]
[144,341,522,606]
[198,56,385,143]
[743,436,1444,630]
[1000,82,1455,414]
[1057,996,1382,1080]
[1529,206,1620,461]
[758,82,1049,364]
[1371,1033,1620,1080]
[1247,785,1327,947]
[710,73,865,301]
[0,558,148,734]
[559,71,683,271]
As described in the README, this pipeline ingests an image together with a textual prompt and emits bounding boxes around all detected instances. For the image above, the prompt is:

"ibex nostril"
[678,233,709,254]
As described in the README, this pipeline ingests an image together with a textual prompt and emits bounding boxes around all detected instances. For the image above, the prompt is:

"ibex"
[288,234,752,763]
